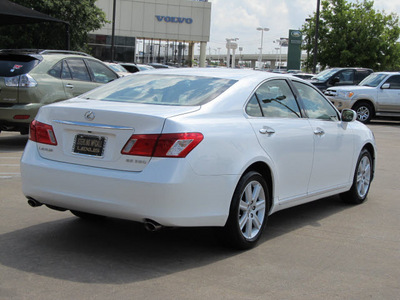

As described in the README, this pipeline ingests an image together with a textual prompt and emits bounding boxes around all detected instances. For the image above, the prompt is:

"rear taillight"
[29,120,57,145]
[121,132,203,158]
[5,74,37,87]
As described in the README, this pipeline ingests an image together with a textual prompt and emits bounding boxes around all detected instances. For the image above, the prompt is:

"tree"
[302,0,400,71]
[0,0,107,51]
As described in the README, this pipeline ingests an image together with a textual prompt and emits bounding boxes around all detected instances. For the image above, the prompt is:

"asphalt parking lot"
[0,121,399,300]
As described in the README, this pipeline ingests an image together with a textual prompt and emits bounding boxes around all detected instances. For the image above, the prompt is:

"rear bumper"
[0,103,41,131]
[21,141,237,227]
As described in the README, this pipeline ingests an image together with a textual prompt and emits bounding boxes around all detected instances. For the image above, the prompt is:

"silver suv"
[325,72,400,123]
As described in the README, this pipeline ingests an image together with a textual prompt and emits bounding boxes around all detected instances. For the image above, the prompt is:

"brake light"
[29,120,57,145]
[5,74,37,87]
[121,132,203,158]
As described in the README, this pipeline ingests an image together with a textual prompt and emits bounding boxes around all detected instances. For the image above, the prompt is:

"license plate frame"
[73,134,106,157]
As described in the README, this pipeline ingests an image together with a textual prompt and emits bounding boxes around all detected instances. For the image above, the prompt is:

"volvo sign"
[155,16,193,24]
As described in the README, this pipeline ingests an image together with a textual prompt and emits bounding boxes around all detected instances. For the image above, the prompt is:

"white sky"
[206,0,400,55]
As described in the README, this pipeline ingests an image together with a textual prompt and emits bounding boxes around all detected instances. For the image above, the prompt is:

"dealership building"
[88,0,211,66]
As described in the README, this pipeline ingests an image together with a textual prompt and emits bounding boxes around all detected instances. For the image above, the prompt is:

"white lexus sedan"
[21,68,376,249]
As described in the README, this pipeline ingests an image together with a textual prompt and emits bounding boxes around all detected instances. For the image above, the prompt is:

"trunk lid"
[35,99,200,171]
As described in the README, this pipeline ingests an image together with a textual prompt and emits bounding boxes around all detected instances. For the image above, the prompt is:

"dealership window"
[88,34,136,63]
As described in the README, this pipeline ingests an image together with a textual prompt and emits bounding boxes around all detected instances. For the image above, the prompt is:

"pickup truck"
[324,72,400,123]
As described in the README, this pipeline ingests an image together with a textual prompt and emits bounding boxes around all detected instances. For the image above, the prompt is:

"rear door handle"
[65,84,74,89]
[314,127,325,135]
[259,127,275,135]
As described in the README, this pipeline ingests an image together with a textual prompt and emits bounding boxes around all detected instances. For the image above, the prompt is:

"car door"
[292,81,355,194]
[61,58,99,98]
[246,79,314,203]
[376,75,400,113]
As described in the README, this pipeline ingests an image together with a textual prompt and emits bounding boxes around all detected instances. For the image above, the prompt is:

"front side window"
[337,69,354,84]
[86,59,118,83]
[293,81,338,121]
[251,79,301,118]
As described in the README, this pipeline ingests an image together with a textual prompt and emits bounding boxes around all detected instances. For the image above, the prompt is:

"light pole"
[274,39,283,70]
[226,38,239,68]
[257,27,269,69]
[313,0,321,74]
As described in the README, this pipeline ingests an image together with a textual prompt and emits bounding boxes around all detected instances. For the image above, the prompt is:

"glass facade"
[88,34,136,63]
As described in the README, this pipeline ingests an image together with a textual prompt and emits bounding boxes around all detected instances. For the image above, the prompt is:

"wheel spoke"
[255,199,266,212]
[252,183,261,202]
[253,215,262,229]
[245,217,253,237]
[244,184,253,204]
[239,200,248,211]
[239,213,248,231]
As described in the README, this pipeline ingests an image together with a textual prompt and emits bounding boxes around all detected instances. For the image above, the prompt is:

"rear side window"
[385,75,400,89]
[249,79,301,118]
[65,58,91,81]
[0,55,39,77]
[355,70,372,83]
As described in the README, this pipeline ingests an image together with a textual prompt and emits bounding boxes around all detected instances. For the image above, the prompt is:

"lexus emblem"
[84,111,95,121]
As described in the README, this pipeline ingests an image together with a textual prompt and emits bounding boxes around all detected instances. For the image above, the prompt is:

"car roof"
[140,67,286,81]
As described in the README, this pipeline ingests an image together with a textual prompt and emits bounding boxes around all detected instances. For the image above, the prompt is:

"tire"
[341,149,373,204]
[223,171,270,250]
[70,210,105,221]
[353,102,373,124]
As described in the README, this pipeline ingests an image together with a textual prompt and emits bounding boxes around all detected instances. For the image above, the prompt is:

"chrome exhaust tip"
[144,219,163,232]
[27,197,42,207]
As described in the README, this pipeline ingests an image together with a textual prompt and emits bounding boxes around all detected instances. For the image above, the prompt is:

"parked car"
[119,62,154,73]
[104,62,131,77]
[21,68,376,249]
[0,49,119,134]
[147,63,175,69]
[325,72,400,123]
[291,73,314,80]
[310,67,373,91]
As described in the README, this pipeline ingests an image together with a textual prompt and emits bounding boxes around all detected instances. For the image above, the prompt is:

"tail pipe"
[144,219,163,232]
[27,197,42,207]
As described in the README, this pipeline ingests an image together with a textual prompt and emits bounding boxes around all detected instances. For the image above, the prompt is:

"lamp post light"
[226,38,239,68]
[257,27,269,69]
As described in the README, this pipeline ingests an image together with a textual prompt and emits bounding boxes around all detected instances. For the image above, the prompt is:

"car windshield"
[359,73,388,87]
[312,68,340,82]
[81,74,237,106]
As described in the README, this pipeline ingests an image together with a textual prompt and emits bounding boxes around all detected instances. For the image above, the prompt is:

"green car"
[0,49,119,134]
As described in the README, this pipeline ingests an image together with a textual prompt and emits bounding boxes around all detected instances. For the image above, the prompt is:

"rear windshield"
[0,55,40,77]
[81,74,238,106]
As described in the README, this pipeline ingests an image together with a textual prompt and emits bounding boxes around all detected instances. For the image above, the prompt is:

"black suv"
[310,67,373,91]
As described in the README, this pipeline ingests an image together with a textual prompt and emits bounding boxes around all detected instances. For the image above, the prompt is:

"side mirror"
[330,77,340,85]
[342,109,357,122]
[381,83,390,89]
